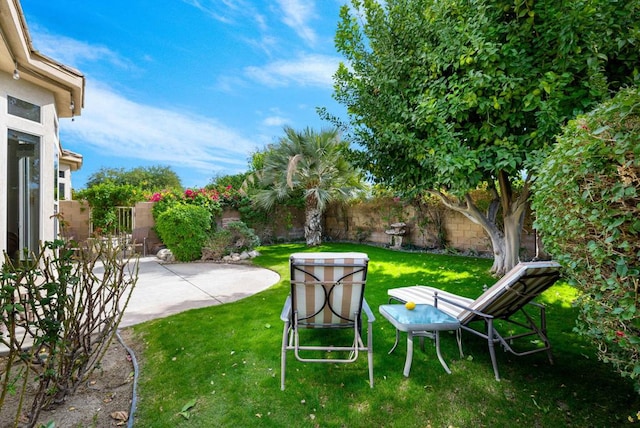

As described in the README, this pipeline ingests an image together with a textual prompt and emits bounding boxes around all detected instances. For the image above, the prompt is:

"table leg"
[435,331,452,374]
[388,328,401,354]
[403,332,414,377]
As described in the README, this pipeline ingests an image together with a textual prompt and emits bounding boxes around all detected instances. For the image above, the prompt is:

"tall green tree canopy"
[333,0,639,274]
[251,126,363,246]
[85,165,182,192]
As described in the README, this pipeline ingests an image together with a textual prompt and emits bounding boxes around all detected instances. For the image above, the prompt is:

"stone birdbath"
[385,222,407,249]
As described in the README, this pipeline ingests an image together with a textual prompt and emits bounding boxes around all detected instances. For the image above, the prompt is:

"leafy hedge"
[532,87,640,389]
[75,182,142,234]
[155,204,212,261]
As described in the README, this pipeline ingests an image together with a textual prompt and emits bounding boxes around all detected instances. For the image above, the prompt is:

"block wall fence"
[323,200,539,258]
[59,199,539,258]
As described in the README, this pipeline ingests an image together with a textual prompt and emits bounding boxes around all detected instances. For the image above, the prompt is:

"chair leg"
[486,319,501,381]
[456,329,464,359]
[539,307,554,365]
[281,320,290,391]
[545,347,554,365]
[367,321,374,388]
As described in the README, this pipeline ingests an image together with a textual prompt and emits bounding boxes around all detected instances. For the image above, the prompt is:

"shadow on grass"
[131,243,639,427]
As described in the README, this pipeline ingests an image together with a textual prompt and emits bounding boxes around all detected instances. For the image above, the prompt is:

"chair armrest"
[362,298,375,322]
[527,301,546,309]
[280,295,292,322]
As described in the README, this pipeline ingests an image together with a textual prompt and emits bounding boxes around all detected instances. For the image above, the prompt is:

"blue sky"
[20,0,348,189]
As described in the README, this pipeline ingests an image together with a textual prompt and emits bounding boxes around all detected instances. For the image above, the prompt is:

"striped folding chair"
[280,252,374,390]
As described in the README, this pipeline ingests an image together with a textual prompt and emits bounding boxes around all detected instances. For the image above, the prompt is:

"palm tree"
[251,126,363,246]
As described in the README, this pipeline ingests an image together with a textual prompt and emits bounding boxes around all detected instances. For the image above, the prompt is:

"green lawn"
[131,243,639,427]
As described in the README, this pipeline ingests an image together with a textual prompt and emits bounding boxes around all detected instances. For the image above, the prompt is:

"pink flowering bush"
[149,186,245,260]
[150,186,241,216]
[150,188,226,222]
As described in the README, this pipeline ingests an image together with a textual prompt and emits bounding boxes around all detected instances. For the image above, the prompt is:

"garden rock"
[156,248,175,262]
[221,251,260,263]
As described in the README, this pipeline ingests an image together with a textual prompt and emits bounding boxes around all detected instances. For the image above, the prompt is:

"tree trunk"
[430,175,530,276]
[501,208,525,274]
[484,222,507,276]
[495,171,530,275]
[305,199,323,246]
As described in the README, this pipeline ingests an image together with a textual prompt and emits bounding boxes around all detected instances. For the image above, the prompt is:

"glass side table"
[379,304,461,376]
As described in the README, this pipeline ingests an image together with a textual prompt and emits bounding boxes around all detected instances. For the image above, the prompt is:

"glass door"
[7,130,41,258]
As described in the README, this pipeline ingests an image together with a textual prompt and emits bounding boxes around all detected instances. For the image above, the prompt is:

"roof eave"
[1,0,85,118]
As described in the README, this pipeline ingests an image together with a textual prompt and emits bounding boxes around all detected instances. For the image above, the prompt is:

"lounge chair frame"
[281,252,374,390]
[388,261,561,380]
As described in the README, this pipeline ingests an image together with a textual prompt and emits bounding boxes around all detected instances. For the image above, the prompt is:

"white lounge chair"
[388,261,561,380]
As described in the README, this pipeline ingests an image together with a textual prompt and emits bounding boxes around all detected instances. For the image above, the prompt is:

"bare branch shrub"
[0,239,138,427]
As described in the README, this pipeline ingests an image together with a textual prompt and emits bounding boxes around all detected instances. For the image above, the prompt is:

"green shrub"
[75,182,143,234]
[155,204,212,261]
[201,221,260,260]
[201,229,233,260]
[225,221,260,251]
[532,86,640,390]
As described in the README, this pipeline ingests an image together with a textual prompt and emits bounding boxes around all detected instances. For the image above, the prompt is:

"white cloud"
[184,0,319,50]
[64,82,256,174]
[214,75,246,93]
[29,29,134,71]
[242,34,279,56]
[182,1,279,57]
[29,29,258,178]
[262,116,289,127]
[244,53,339,88]
[276,0,318,45]
[181,0,237,23]
[181,0,264,28]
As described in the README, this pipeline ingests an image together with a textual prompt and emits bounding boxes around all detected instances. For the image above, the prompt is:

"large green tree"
[251,126,363,246]
[85,165,182,192]
[333,0,639,274]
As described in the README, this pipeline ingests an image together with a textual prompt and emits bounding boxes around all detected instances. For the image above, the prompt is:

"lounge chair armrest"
[362,298,375,322]
[280,295,292,322]
[434,292,494,319]
[525,301,547,318]
[527,301,546,309]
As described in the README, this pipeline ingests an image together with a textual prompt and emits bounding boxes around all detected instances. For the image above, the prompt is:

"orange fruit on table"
[405,301,416,310]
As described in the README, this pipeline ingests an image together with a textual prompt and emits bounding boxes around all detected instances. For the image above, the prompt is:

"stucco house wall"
[1,0,84,259]
[59,149,83,201]
[1,72,59,247]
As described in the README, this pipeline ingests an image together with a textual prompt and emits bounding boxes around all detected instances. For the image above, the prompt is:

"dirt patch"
[0,328,143,428]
